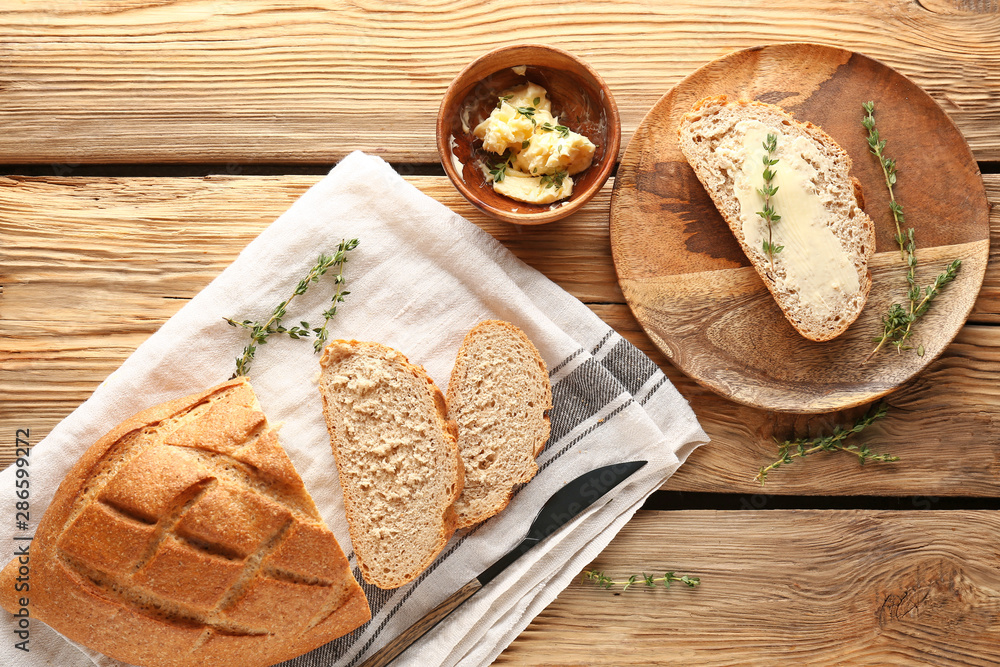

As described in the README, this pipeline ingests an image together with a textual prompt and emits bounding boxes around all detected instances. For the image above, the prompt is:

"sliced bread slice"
[677,95,875,342]
[317,340,463,589]
[446,320,552,528]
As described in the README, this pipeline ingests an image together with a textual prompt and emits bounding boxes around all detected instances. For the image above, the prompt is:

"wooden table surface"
[2,1,999,664]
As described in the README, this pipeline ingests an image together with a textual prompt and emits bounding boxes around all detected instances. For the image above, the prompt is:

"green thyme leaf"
[540,122,570,138]
[489,162,507,182]
[539,169,568,189]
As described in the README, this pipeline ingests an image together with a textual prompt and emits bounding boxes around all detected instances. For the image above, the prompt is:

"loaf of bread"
[446,320,552,528]
[317,341,463,589]
[677,95,875,341]
[0,378,370,667]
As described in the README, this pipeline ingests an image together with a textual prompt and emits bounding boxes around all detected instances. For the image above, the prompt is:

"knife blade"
[359,460,647,667]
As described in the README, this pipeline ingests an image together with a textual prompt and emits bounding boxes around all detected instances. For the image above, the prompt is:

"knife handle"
[359,578,483,667]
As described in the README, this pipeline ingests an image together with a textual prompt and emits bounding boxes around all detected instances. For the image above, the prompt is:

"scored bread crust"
[446,320,552,529]
[0,378,370,667]
[318,341,463,590]
[677,95,876,341]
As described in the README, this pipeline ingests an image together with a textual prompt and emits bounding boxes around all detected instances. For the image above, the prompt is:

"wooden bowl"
[437,44,620,225]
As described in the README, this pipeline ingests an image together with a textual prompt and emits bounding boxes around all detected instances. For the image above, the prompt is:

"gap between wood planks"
[1,159,995,178]
[2,160,998,182]
[0,162,450,177]
[641,490,1000,512]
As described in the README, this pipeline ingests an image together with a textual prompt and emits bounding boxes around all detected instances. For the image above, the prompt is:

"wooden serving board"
[610,43,990,414]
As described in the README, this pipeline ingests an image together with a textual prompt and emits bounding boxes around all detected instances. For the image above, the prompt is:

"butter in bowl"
[437,44,620,225]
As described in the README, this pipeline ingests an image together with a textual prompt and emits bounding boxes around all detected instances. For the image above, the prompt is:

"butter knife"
[359,459,648,667]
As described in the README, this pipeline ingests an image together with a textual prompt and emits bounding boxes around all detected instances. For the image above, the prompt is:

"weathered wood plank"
[0,0,999,164]
[630,316,1000,497]
[2,174,999,496]
[1,173,995,322]
[497,509,1000,666]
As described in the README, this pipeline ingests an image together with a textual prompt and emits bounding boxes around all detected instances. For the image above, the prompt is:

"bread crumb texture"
[447,320,552,528]
[0,377,370,667]
[319,341,462,589]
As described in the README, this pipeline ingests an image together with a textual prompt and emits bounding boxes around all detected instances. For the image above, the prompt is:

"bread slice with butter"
[677,95,875,341]
[317,340,463,589]
[446,320,552,528]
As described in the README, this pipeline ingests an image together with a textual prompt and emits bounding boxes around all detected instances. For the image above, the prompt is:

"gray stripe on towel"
[597,338,659,397]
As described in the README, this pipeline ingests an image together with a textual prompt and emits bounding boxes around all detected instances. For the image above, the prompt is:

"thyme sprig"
[863,101,905,260]
[867,257,961,361]
[489,161,508,183]
[226,238,359,376]
[582,570,700,591]
[516,104,538,126]
[757,133,783,271]
[862,101,961,361]
[539,169,568,190]
[488,148,513,183]
[755,403,896,485]
[540,122,570,138]
[310,239,359,352]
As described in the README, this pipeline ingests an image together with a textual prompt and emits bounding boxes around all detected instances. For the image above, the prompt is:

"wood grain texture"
[610,43,991,413]
[0,0,999,164]
[2,174,1000,495]
[496,509,1000,666]
[619,314,1000,497]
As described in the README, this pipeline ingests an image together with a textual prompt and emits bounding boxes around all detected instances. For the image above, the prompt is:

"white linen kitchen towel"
[0,151,707,667]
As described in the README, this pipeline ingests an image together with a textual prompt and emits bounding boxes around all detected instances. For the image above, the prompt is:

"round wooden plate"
[610,43,990,413]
